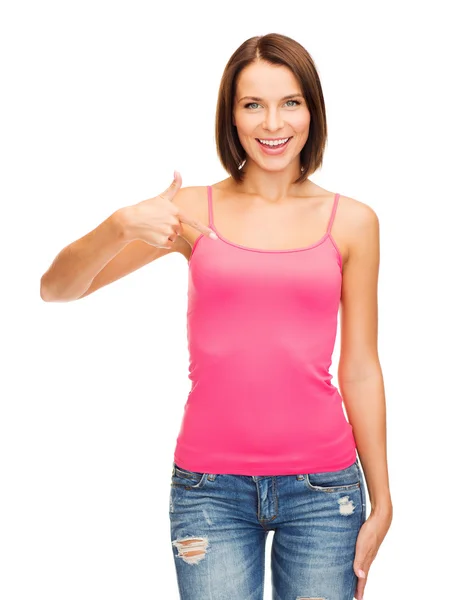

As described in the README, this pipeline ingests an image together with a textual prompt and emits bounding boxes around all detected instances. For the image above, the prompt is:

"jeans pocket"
[171,462,208,489]
[304,461,361,493]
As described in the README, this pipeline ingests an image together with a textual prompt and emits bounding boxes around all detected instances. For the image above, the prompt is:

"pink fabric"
[173,186,357,475]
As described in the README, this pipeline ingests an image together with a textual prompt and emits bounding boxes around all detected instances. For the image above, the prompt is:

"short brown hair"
[215,33,328,184]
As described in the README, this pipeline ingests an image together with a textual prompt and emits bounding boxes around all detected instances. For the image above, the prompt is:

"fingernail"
[209,231,218,240]
[173,170,177,178]
[358,569,366,578]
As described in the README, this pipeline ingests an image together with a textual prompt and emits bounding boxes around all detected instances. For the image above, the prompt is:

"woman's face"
[232,60,310,174]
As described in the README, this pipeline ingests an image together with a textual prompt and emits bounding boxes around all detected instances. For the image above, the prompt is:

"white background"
[1,1,464,598]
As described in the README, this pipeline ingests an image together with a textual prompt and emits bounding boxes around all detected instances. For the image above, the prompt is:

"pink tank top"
[173,185,357,475]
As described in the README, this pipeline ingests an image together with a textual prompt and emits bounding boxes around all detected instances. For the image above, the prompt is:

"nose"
[263,108,284,132]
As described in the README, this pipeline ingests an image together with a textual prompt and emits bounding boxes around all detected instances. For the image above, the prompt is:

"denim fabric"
[169,458,367,600]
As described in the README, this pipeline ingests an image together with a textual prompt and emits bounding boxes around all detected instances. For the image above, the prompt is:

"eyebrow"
[238,94,304,102]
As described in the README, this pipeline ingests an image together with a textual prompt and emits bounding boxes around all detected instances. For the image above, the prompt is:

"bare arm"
[338,198,392,517]
[40,172,185,303]
[40,175,215,303]
[337,196,392,600]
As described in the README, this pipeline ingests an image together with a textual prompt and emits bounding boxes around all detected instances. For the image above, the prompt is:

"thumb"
[159,170,183,202]
[354,561,366,579]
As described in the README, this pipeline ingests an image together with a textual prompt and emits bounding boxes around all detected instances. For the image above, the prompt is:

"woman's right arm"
[40,172,217,302]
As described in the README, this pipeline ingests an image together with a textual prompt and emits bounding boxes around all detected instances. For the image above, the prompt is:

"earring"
[301,166,304,173]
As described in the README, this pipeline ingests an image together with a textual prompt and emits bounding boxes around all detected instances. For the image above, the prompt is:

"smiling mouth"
[256,136,293,147]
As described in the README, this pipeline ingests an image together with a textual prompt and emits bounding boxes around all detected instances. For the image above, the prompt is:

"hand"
[353,509,393,599]
[120,171,218,248]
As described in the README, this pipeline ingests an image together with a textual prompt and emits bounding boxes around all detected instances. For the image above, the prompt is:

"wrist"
[371,502,393,519]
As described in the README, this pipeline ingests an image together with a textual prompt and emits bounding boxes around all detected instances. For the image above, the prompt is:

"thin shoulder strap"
[207,185,214,229]
[326,193,340,235]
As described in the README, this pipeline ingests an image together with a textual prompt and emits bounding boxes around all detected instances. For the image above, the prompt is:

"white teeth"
[258,137,290,146]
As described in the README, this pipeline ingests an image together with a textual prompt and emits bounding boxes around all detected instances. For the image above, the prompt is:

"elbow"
[338,356,382,383]
[40,277,52,302]
[40,278,82,303]
[40,276,62,302]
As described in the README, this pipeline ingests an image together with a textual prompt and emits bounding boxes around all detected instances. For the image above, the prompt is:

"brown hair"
[215,33,328,185]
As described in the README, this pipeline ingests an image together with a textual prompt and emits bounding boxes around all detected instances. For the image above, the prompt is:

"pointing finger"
[177,209,218,240]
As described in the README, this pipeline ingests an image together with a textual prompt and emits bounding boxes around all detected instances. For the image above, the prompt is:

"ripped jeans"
[169,457,367,600]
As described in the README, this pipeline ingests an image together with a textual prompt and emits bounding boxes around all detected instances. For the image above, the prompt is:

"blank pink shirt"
[173,185,357,475]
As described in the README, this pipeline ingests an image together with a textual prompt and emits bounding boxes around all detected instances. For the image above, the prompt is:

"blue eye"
[244,100,301,109]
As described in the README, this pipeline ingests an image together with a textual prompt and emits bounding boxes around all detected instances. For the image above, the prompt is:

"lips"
[255,136,293,155]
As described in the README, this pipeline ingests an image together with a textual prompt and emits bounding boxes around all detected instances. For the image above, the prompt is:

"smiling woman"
[232,64,311,167]
[215,38,327,184]
[40,29,391,600]
[170,32,391,600]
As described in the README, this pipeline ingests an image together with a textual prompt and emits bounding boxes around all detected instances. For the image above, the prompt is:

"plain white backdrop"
[1,0,464,598]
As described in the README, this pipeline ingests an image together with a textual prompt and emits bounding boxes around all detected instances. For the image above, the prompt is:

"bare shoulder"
[305,182,378,265]
[333,193,380,263]
[338,193,378,232]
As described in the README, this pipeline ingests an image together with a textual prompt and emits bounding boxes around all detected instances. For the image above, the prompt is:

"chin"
[260,162,293,172]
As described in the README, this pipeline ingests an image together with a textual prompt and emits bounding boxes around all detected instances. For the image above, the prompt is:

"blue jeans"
[169,458,367,600]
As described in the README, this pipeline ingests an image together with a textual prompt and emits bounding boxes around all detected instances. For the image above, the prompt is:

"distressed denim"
[169,457,367,600]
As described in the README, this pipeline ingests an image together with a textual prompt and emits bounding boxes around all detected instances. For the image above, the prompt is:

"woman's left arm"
[337,198,393,598]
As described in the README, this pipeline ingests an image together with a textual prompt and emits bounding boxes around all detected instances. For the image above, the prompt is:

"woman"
[41,33,392,600]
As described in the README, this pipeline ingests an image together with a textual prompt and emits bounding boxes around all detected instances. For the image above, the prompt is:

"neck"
[237,160,306,202]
